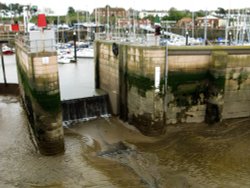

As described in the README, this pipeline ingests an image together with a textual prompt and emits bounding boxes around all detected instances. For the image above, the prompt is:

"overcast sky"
[2,0,250,15]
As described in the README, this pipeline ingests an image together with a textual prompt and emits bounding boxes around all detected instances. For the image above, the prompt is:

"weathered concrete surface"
[95,42,120,115]
[95,41,250,136]
[223,55,250,119]
[15,38,64,155]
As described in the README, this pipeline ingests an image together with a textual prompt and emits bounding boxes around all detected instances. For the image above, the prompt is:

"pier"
[95,38,250,135]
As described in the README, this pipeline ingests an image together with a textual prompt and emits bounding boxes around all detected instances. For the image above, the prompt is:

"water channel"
[1,55,250,187]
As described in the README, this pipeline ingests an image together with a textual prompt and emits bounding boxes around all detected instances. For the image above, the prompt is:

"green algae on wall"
[127,73,154,97]
[208,71,226,91]
[17,62,61,114]
[168,71,209,94]
[209,51,228,92]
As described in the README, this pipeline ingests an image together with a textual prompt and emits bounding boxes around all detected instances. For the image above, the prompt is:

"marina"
[1,1,250,187]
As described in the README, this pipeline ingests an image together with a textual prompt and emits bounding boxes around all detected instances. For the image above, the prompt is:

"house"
[138,10,168,19]
[196,15,219,28]
[92,5,127,25]
[177,17,193,28]
[116,18,151,29]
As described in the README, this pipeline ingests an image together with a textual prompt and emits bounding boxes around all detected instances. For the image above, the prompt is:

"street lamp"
[185,31,189,46]
[229,31,232,46]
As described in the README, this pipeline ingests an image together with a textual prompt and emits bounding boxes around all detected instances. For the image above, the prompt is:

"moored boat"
[76,47,94,58]
[2,46,14,55]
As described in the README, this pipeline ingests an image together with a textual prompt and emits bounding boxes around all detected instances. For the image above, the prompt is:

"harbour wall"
[95,41,250,136]
[0,83,19,95]
[15,39,64,155]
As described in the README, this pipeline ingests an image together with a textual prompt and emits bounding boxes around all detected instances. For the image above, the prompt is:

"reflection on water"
[0,55,96,100]
[58,59,97,100]
[0,55,18,83]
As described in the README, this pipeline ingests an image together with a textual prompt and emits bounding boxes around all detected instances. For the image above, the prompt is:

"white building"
[139,10,168,19]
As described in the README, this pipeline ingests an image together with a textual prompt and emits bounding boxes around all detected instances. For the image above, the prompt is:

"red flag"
[11,24,19,32]
[37,14,47,28]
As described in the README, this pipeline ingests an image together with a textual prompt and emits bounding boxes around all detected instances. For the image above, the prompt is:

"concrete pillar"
[16,42,64,155]
[206,51,227,123]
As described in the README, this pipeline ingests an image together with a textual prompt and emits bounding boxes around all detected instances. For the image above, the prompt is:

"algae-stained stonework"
[95,41,250,136]
[223,54,250,118]
[167,54,211,124]
[126,46,166,136]
[15,40,64,155]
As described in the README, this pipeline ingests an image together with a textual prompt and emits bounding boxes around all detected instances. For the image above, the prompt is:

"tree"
[144,15,155,24]
[215,7,226,17]
[168,7,186,21]
[161,15,169,21]
[67,6,76,15]
[195,10,206,17]
[0,3,8,10]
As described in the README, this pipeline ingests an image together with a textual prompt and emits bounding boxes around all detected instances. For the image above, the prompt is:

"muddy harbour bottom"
[0,95,250,188]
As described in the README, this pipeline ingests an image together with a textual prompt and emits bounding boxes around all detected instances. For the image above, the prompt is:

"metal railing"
[95,32,204,46]
[0,32,17,42]
[15,34,56,53]
[95,32,160,46]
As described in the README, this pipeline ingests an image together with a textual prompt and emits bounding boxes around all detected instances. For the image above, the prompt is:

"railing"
[0,32,17,42]
[15,34,56,53]
[95,32,204,46]
[95,32,160,46]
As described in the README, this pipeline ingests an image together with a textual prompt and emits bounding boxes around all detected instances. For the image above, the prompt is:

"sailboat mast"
[107,6,110,34]
[204,10,208,45]
[192,11,194,38]
[77,11,80,42]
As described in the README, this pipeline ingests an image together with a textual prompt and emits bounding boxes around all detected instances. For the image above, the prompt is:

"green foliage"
[10,3,24,14]
[162,7,192,21]
[215,7,226,15]
[195,10,206,17]
[144,15,155,24]
[0,2,8,10]
[0,3,24,15]
[67,6,76,15]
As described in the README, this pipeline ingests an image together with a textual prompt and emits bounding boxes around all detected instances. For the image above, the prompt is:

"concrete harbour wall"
[15,39,64,155]
[95,41,250,136]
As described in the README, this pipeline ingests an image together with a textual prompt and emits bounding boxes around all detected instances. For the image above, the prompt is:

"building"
[92,5,127,25]
[176,17,193,28]
[196,15,219,28]
[138,10,168,19]
[116,18,151,29]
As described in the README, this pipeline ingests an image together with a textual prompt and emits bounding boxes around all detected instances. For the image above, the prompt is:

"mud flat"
[1,95,250,187]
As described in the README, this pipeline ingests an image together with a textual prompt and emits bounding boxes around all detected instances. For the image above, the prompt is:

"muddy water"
[0,55,96,100]
[0,55,18,83]
[58,58,96,100]
[1,95,250,188]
